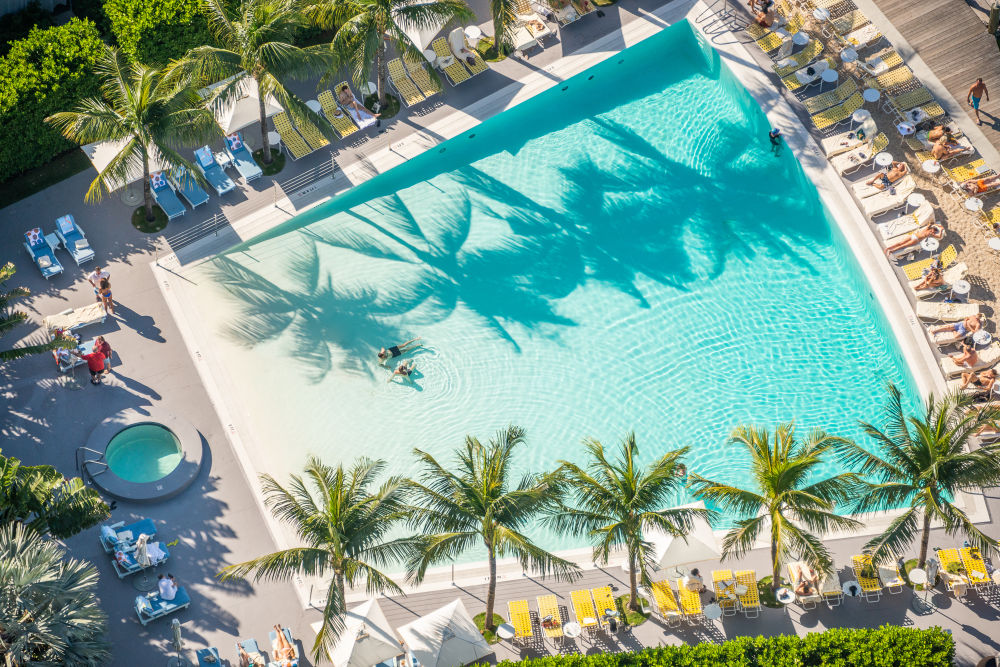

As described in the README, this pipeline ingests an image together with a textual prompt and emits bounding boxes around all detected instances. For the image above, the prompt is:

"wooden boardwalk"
[870,0,1000,154]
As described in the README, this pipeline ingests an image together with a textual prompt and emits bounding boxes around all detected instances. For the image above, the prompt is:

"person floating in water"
[768,127,782,155]
[377,337,422,365]
[388,360,416,382]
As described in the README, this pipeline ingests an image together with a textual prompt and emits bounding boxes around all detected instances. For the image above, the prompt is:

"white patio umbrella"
[135,533,151,568]
[398,10,450,53]
[80,139,167,204]
[199,74,283,134]
[645,501,722,578]
[397,600,492,667]
[323,599,402,667]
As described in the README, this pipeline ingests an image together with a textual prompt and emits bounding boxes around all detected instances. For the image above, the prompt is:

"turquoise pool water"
[106,424,183,483]
[188,20,918,550]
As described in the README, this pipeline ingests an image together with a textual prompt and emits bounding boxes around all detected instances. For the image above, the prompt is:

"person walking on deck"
[968,78,989,124]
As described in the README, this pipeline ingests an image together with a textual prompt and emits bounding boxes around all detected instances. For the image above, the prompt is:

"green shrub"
[0,2,55,56]
[0,19,104,183]
[491,626,954,667]
[105,0,213,64]
[72,0,113,38]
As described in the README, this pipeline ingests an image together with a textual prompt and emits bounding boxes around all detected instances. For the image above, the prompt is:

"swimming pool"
[184,20,919,551]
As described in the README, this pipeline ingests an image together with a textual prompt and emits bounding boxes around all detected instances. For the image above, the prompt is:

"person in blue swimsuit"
[931,315,981,339]
[968,78,989,125]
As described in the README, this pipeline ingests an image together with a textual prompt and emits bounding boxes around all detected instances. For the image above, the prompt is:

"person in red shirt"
[71,348,106,385]
[95,336,112,373]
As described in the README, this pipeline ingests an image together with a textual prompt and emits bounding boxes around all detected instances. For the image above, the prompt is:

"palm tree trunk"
[771,538,780,592]
[142,153,153,222]
[918,510,932,568]
[257,79,272,165]
[628,549,639,611]
[484,546,498,631]
[376,45,388,107]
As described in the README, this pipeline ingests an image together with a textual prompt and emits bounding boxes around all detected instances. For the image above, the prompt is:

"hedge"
[104,0,213,65]
[494,626,954,667]
[0,19,105,183]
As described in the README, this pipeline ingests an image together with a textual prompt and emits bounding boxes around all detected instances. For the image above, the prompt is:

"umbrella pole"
[166,655,189,666]
[133,568,157,592]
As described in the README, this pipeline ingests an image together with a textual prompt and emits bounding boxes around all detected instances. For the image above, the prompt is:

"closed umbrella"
[168,618,189,667]
[132,533,156,592]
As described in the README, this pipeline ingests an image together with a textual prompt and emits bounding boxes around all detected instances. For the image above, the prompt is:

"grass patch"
[757,575,782,608]
[0,149,91,206]
[131,204,168,233]
[364,92,400,120]
[473,612,505,644]
[254,148,285,176]
[476,36,509,63]
[615,593,650,626]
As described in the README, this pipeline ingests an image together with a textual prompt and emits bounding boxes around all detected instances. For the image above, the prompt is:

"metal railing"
[75,446,109,483]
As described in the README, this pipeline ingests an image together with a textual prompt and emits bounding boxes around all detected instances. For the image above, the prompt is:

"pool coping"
[151,0,988,605]
[84,407,203,503]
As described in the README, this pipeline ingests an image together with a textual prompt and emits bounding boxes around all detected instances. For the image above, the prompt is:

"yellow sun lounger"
[318,90,359,138]
[676,578,703,623]
[387,58,425,107]
[946,158,994,184]
[289,109,330,152]
[508,599,533,643]
[272,112,313,160]
[850,555,882,603]
[649,580,682,626]
[772,40,823,78]
[811,91,864,132]
[570,589,600,630]
[902,244,957,281]
[831,9,869,36]
[960,547,990,591]
[536,594,563,641]
[590,586,615,624]
[431,37,471,86]
[803,79,858,115]
[864,66,916,95]
[734,570,760,618]
[938,548,970,598]
[756,12,804,53]
[403,54,443,97]
[712,569,739,616]
[889,87,934,114]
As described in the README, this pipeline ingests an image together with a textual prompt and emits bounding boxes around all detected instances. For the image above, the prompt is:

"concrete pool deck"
[2,0,1000,664]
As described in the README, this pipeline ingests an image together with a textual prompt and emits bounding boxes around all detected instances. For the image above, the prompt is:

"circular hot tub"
[84,409,202,503]
[105,424,183,483]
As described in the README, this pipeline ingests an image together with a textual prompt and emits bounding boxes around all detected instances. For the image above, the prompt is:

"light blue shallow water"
[191,21,919,552]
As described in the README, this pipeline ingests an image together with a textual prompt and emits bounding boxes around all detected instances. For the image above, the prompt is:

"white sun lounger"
[877,202,934,240]
[853,171,911,198]
[820,572,843,606]
[53,214,95,265]
[916,301,980,322]
[909,263,967,299]
[861,177,916,217]
[820,118,877,157]
[941,342,1000,377]
[929,314,986,347]
[830,143,876,175]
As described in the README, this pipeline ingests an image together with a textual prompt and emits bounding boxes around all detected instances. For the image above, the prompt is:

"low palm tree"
[46,46,218,222]
[172,0,334,165]
[688,423,862,591]
[0,262,75,363]
[488,0,518,55]
[406,426,581,632]
[549,433,708,611]
[219,457,415,661]
[837,383,1000,568]
[307,0,472,107]
[0,523,111,665]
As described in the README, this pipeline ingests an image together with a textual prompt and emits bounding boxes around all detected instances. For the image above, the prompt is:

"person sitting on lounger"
[932,137,970,160]
[755,0,776,26]
[931,315,981,338]
[388,360,416,382]
[951,340,979,369]
[338,85,380,118]
[912,265,943,291]
[962,174,1000,194]
[377,337,422,365]
[960,368,998,394]
[927,125,952,142]
[272,625,297,667]
[238,646,265,667]
[865,161,909,190]
[884,223,944,257]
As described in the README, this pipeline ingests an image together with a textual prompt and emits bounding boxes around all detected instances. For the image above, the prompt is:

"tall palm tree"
[171,0,333,165]
[0,262,75,363]
[488,0,517,55]
[219,457,414,661]
[307,0,472,107]
[0,523,111,665]
[548,433,708,611]
[406,426,581,631]
[837,383,1000,568]
[46,46,218,222]
[688,423,862,591]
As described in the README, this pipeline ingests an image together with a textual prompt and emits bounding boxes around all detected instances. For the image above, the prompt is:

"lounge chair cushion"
[195,147,215,169]
[150,172,167,190]
[226,134,243,151]
[75,239,90,251]
[57,215,75,234]
[38,255,52,268]
[136,596,154,614]
[25,228,43,246]
[101,525,117,542]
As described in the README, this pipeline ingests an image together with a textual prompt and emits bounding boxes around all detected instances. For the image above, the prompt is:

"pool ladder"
[76,446,109,483]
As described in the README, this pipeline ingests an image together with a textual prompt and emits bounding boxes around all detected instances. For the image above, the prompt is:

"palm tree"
[0,262,76,363]
[548,433,709,611]
[46,46,218,222]
[307,0,472,107]
[406,426,581,632]
[0,523,111,665]
[837,383,1000,568]
[219,457,414,661]
[0,450,110,540]
[171,0,333,165]
[688,423,862,591]
[488,0,517,55]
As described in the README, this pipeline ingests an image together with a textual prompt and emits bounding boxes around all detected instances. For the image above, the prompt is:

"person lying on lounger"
[865,161,909,190]
[238,646,265,667]
[912,266,943,291]
[338,85,380,118]
[885,223,944,257]
[960,368,998,394]
[932,136,970,160]
[388,359,416,382]
[790,562,820,596]
[931,315,982,338]
[377,337,422,365]
[928,125,952,142]
[962,174,1000,194]
[272,625,297,667]
[951,340,979,369]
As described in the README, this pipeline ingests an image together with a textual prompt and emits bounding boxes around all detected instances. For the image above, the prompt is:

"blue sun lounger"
[268,627,298,661]
[237,638,266,664]
[197,648,221,667]
[23,228,63,279]
[150,171,187,220]
[194,146,236,195]
[112,542,170,578]
[224,132,262,182]
[135,586,190,625]
[170,167,210,208]
[99,518,157,553]
[54,214,95,265]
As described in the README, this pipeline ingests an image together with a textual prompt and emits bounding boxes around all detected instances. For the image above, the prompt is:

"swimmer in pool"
[388,360,416,382]
[377,337,422,365]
